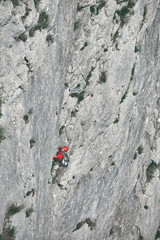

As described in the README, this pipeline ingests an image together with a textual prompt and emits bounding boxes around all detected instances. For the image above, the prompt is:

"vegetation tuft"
[11,0,19,7]
[99,72,107,84]
[137,145,143,154]
[90,5,95,14]
[133,152,137,160]
[7,203,24,216]
[134,45,140,53]
[80,42,88,51]
[0,127,5,143]
[155,227,160,239]
[46,34,54,44]
[59,125,65,136]
[74,20,81,31]
[144,205,149,209]
[26,208,34,218]
[113,29,119,42]
[127,1,135,9]
[96,2,106,15]
[71,109,78,117]
[2,225,16,239]
[15,32,27,42]
[77,3,84,12]
[29,11,49,37]
[30,138,36,148]
[70,91,85,104]
[146,160,160,182]
[73,218,95,232]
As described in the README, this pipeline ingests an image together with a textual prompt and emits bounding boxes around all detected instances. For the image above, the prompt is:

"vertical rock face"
[0,0,160,240]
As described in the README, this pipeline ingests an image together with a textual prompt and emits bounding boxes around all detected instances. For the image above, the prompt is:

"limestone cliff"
[0,0,160,239]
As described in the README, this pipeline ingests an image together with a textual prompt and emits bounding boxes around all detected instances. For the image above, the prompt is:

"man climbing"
[53,146,69,166]
[51,146,69,181]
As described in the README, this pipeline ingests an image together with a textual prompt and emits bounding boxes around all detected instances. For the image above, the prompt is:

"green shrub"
[70,91,85,104]
[146,160,159,182]
[4,225,16,239]
[143,5,147,20]
[30,138,36,148]
[113,30,119,42]
[77,3,83,11]
[64,83,69,88]
[7,204,24,216]
[90,5,95,14]
[155,228,160,239]
[46,34,54,44]
[37,11,49,30]
[34,0,41,8]
[16,32,27,42]
[71,109,78,117]
[29,12,49,37]
[144,205,149,209]
[137,145,143,154]
[134,45,140,53]
[120,6,130,16]
[26,208,34,218]
[0,127,5,143]
[96,2,106,15]
[29,26,36,37]
[133,152,137,159]
[74,20,81,31]
[133,91,138,96]
[73,218,95,232]
[80,42,88,51]
[99,72,107,84]
[11,0,19,7]
[23,114,29,123]
[59,126,65,136]
[127,1,135,8]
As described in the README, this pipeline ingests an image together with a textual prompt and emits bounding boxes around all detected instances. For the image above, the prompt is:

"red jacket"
[54,147,64,160]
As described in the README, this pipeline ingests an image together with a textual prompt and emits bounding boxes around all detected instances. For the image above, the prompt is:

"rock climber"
[51,146,69,181]
[53,146,69,166]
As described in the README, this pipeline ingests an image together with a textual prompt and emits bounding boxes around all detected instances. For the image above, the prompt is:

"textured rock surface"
[0,0,160,239]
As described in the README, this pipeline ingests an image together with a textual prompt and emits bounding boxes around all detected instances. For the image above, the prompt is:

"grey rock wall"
[0,0,160,239]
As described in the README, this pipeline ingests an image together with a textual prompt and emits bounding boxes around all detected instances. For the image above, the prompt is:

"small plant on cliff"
[73,218,95,232]
[74,20,81,31]
[7,203,24,216]
[2,225,17,239]
[11,0,19,7]
[46,34,54,44]
[15,32,27,42]
[155,227,160,239]
[0,127,5,143]
[99,72,107,84]
[26,208,34,218]
[29,11,49,37]
[146,160,160,182]
[70,91,85,104]
[30,138,36,148]
[90,5,96,14]
[59,126,65,136]
[137,145,143,154]
[96,1,106,15]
